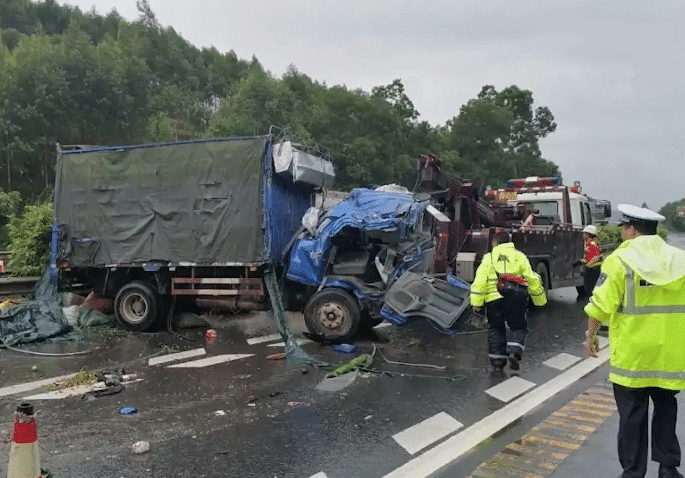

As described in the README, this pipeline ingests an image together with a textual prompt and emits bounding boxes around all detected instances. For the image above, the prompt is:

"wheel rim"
[315,301,350,334]
[120,292,149,324]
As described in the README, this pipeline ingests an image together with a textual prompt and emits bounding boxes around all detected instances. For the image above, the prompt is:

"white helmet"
[583,225,598,235]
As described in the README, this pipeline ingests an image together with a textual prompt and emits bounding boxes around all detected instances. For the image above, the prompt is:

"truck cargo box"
[54,137,325,267]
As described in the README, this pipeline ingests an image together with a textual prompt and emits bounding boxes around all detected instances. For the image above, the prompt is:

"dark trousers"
[584,266,601,294]
[613,384,681,478]
[485,297,528,367]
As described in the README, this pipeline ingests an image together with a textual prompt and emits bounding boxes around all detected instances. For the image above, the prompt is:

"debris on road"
[332,344,357,354]
[246,391,284,404]
[214,410,226,416]
[119,406,138,415]
[325,354,373,378]
[45,371,98,391]
[132,441,150,454]
[266,352,287,360]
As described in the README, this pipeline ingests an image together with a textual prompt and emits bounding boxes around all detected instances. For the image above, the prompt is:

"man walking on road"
[470,230,547,372]
[585,204,685,478]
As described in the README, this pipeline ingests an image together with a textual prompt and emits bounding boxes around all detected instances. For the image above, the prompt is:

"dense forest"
[0,0,560,199]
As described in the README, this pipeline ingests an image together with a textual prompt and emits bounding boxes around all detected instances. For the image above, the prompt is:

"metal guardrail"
[0,277,39,297]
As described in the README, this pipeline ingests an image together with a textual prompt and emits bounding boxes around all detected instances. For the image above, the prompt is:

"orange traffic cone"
[7,403,44,478]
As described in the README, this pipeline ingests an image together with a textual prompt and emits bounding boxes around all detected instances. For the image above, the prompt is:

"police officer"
[585,204,685,478]
[470,230,547,372]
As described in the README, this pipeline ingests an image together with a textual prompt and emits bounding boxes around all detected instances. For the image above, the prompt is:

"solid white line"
[267,338,313,347]
[0,373,78,398]
[308,473,327,478]
[392,412,464,455]
[543,352,582,370]
[148,348,206,366]
[485,376,536,403]
[382,348,610,478]
[166,354,254,368]
[247,333,282,345]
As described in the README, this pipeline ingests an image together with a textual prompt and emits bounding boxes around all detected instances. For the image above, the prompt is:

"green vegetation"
[659,199,685,232]
[45,370,98,390]
[597,224,669,255]
[6,200,52,276]
[1,0,559,199]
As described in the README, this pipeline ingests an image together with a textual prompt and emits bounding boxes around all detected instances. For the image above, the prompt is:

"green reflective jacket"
[470,243,547,308]
[584,235,685,390]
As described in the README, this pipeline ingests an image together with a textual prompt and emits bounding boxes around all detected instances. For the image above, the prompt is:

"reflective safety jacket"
[584,235,685,390]
[470,243,547,308]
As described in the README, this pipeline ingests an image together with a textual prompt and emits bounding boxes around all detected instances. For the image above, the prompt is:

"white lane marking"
[374,322,392,329]
[308,473,327,478]
[167,354,254,368]
[392,412,464,455]
[598,335,609,349]
[0,373,78,398]
[544,353,582,370]
[23,379,143,400]
[267,338,313,347]
[247,333,282,345]
[382,347,611,478]
[485,376,536,403]
[148,348,206,366]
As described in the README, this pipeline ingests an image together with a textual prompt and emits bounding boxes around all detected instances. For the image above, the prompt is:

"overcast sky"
[59,0,685,211]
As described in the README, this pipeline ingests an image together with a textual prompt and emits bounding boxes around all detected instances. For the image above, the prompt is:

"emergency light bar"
[506,177,562,188]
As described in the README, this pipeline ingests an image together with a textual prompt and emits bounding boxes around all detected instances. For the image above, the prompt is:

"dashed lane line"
[308,473,328,478]
[0,373,78,398]
[392,412,464,455]
[148,348,206,366]
[382,347,610,478]
[485,376,536,403]
[247,334,282,345]
[267,338,314,347]
[543,353,582,370]
[166,354,254,368]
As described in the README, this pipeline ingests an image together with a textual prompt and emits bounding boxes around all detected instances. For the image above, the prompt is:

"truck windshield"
[519,201,559,224]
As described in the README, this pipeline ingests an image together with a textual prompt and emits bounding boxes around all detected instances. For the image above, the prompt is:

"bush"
[597,224,668,255]
[7,202,53,276]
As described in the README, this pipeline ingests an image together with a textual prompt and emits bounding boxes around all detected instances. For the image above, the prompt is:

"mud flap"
[383,271,471,329]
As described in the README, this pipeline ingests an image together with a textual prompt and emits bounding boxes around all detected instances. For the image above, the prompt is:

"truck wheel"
[304,288,360,342]
[115,282,159,331]
[536,262,550,293]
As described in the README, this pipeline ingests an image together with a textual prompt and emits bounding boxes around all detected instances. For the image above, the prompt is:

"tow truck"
[417,155,600,294]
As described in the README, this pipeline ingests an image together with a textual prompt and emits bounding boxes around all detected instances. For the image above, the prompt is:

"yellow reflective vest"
[584,235,685,390]
[470,243,547,308]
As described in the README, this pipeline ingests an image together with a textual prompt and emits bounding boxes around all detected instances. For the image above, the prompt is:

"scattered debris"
[365,415,372,420]
[45,371,98,391]
[132,441,150,454]
[266,352,286,360]
[325,354,373,379]
[119,406,138,415]
[409,337,422,347]
[317,370,360,392]
[205,329,218,345]
[332,344,357,354]
[214,410,226,417]
[247,391,283,404]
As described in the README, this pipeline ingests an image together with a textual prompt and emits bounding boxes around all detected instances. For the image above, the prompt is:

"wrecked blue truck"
[285,188,471,341]
[53,136,470,339]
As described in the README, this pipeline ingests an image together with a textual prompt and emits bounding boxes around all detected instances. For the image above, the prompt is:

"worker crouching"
[470,230,547,372]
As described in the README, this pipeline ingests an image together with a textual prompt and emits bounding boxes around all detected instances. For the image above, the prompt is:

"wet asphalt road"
[1,232,683,478]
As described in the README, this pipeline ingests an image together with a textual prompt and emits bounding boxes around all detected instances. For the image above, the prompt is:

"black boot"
[659,465,684,478]
[508,353,520,371]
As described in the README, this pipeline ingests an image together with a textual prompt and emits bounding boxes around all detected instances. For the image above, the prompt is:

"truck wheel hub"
[318,303,346,330]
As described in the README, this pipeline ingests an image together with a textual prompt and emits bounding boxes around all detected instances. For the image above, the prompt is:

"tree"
[659,199,685,232]
[442,85,559,187]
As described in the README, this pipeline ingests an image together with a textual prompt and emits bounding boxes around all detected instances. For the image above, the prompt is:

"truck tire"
[304,288,360,342]
[536,262,550,293]
[115,282,159,331]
